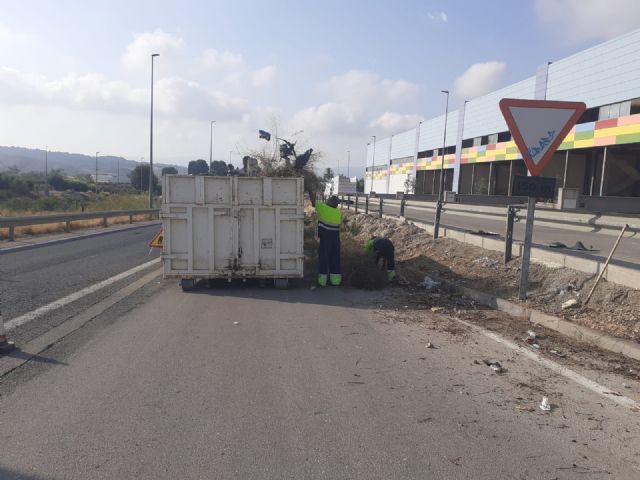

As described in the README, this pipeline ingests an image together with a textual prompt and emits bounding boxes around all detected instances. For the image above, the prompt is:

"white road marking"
[5,259,160,331]
[455,317,640,409]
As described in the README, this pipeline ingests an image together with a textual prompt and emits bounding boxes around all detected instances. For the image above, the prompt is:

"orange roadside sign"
[149,229,163,248]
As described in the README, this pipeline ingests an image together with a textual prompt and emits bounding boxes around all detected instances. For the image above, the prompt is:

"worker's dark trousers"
[375,242,395,270]
[318,230,341,276]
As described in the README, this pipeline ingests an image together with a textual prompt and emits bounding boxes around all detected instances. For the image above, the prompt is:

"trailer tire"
[181,278,195,292]
[274,278,289,290]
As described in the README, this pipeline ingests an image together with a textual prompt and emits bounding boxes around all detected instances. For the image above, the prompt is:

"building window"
[579,107,598,123]
[480,135,489,145]
[461,138,473,148]
[473,137,482,147]
[497,131,511,142]
[631,98,640,115]
[488,133,498,144]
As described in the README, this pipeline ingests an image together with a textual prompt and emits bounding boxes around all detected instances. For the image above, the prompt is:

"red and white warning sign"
[499,98,586,176]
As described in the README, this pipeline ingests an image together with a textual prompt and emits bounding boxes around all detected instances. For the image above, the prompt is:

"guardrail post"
[365,196,369,215]
[400,198,406,217]
[8,226,15,242]
[65,220,71,233]
[504,205,518,263]
[355,195,359,213]
[346,195,350,210]
[102,217,108,227]
[129,215,133,224]
[379,197,383,219]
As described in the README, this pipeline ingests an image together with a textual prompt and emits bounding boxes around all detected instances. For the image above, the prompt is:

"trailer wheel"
[274,278,289,290]
[181,278,195,292]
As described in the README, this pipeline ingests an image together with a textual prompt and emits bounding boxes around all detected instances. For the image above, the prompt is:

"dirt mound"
[341,211,640,343]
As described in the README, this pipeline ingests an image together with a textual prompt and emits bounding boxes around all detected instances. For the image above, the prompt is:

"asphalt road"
[1,282,638,479]
[0,224,161,344]
[382,203,640,268]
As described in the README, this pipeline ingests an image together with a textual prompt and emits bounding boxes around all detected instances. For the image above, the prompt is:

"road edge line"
[452,315,639,409]
[0,267,163,377]
[5,258,160,331]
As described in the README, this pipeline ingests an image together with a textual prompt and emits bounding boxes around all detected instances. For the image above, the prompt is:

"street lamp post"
[433,90,450,239]
[149,53,160,208]
[44,146,49,196]
[209,120,216,173]
[370,135,376,194]
[347,150,351,178]
[95,151,99,193]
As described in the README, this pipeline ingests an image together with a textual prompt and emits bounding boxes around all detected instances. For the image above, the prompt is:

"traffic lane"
[1,285,638,479]
[400,206,639,267]
[0,224,161,320]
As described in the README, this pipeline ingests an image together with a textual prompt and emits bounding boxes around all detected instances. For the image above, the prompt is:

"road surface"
[0,223,160,345]
[1,280,638,479]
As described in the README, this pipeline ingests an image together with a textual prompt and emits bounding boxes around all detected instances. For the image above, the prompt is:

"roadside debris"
[516,405,535,412]
[539,396,552,411]
[430,306,444,313]
[550,349,567,358]
[418,276,440,290]
[483,359,504,373]
[233,321,240,325]
[562,298,579,309]
[425,342,435,349]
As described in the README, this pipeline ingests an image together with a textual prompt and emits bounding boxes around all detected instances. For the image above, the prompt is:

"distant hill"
[0,146,187,183]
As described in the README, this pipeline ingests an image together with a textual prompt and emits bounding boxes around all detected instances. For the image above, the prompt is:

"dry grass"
[0,214,152,240]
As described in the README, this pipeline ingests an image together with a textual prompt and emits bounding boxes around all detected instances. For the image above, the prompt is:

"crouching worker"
[366,236,396,281]
[315,195,342,287]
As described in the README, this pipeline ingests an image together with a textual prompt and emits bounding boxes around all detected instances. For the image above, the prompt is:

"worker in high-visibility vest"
[366,236,396,281]
[314,195,342,287]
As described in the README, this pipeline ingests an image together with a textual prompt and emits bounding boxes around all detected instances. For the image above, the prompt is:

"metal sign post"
[519,197,536,299]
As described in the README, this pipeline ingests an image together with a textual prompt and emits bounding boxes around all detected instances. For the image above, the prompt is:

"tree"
[209,160,228,176]
[161,166,178,176]
[322,168,335,183]
[188,159,209,175]
[130,164,158,192]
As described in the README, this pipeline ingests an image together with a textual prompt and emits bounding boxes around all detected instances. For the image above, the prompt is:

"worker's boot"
[329,274,342,286]
[318,274,328,287]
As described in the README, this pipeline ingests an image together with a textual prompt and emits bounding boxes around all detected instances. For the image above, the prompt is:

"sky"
[1,0,640,175]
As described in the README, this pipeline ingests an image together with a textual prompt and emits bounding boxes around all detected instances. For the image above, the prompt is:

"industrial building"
[364,29,640,212]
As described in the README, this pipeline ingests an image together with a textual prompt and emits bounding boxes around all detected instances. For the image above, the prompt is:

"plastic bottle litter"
[562,298,579,309]
[539,397,552,411]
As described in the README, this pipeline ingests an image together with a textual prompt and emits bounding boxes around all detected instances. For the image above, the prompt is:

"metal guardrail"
[0,209,160,241]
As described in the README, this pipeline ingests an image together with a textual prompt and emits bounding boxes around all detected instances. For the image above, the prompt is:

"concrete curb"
[456,285,640,362]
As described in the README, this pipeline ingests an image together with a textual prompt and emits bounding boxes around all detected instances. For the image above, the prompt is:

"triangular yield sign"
[149,229,163,249]
[499,98,586,176]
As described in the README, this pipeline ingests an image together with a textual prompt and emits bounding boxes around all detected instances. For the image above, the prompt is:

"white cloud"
[200,48,244,70]
[252,65,277,86]
[427,11,448,23]
[535,0,640,44]
[155,77,248,119]
[369,112,424,134]
[292,102,357,135]
[0,67,247,120]
[326,70,419,110]
[453,61,506,99]
[122,29,185,70]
